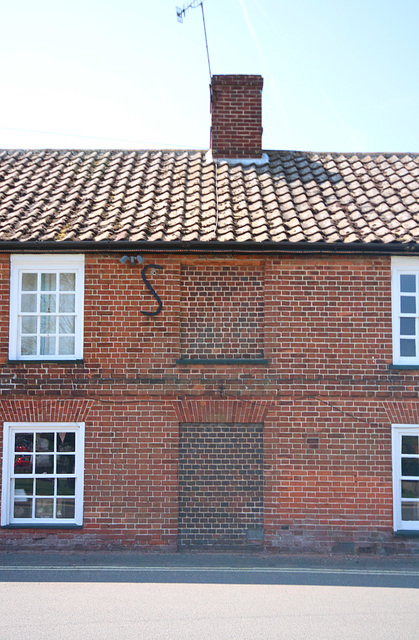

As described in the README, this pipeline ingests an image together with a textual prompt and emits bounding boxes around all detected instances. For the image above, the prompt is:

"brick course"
[1,251,419,554]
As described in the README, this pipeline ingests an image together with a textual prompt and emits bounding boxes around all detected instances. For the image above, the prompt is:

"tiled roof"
[0,149,418,247]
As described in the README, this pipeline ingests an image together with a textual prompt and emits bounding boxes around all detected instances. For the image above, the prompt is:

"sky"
[1,0,418,153]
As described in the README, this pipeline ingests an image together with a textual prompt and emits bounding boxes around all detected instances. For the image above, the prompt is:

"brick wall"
[264,399,393,553]
[1,251,419,553]
[265,254,392,378]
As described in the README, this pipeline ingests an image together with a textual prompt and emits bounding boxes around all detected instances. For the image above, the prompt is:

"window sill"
[1,524,83,530]
[394,530,419,537]
[176,358,269,366]
[389,365,419,370]
[7,359,84,365]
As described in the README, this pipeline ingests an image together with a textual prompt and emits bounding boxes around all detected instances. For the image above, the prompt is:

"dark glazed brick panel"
[180,262,264,359]
[178,423,264,548]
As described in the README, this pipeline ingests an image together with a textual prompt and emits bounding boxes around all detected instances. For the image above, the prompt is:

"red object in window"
[14,456,31,469]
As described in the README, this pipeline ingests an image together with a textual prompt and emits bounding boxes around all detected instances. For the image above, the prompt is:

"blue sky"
[1,0,418,152]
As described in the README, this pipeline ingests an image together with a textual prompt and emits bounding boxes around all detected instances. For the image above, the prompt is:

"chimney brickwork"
[210,74,263,159]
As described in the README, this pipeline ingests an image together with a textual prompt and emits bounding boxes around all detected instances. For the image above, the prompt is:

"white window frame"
[9,254,84,361]
[1,422,85,527]
[391,256,419,366]
[392,423,419,532]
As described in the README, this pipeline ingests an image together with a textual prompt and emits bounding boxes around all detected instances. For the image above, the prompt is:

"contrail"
[237,0,290,129]
[237,0,365,150]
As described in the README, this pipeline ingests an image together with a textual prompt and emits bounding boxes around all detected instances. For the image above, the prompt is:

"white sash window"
[392,424,419,531]
[391,257,419,365]
[9,255,84,361]
[1,422,85,527]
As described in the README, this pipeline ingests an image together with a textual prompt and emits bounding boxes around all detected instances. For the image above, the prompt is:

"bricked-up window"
[391,257,419,366]
[178,423,264,547]
[9,255,84,361]
[392,424,419,531]
[1,422,85,527]
[180,263,264,359]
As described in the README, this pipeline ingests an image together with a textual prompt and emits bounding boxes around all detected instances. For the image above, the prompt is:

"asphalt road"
[0,552,418,639]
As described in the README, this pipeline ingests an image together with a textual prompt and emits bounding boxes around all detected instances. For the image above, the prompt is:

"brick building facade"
[1,76,419,553]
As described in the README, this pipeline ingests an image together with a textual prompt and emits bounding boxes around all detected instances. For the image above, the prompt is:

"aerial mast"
[176,0,212,80]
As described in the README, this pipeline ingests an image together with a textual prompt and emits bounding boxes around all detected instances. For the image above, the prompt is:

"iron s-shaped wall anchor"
[141,264,163,316]
[120,256,163,316]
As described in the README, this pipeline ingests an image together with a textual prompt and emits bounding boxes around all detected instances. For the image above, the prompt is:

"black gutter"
[0,240,419,255]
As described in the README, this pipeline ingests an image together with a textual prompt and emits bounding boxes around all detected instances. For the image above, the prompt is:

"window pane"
[14,455,32,474]
[59,294,75,313]
[59,316,75,334]
[21,336,37,356]
[35,498,53,518]
[401,296,416,314]
[21,273,37,291]
[401,502,419,521]
[58,336,75,355]
[57,432,75,452]
[41,273,56,291]
[400,339,416,357]
[21,316,37,334]
[15,433,33,452]
[402,436,419,454]
[40,336,56,356]
[36,433,54,452]
[57,478,75,496]
[15,478,33,496]
[35,454,54,474]
[402,481,419,498]
[57,455,75,475]
[400,317,416,336]
[14,498,32,519]
[60,273,75,291]
[56,498,75,519]
[401,274,416,292]
[21,294,37,312]
[402,458,419,477]
[40,316,56,334]
[36,478,54,496]
[40,294,56,313]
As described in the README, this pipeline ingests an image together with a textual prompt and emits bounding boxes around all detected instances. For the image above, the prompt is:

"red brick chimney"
[210,74,263,160]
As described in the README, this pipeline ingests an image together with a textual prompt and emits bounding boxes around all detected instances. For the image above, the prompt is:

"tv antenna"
[176,0,212,80]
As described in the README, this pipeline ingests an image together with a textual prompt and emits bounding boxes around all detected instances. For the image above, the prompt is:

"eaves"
[0,240,419,256]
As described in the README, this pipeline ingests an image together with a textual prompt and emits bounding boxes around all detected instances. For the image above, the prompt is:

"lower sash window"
[392,424,419,532]
[1,422,85,527]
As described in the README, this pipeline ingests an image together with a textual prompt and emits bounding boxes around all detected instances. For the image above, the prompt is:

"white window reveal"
[392,424,419,532]
[9,255,84,361]
[1,422,85,527]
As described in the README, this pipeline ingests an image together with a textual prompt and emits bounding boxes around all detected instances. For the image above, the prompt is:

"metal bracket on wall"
[120,256,163,316]
[141,264,163,316]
